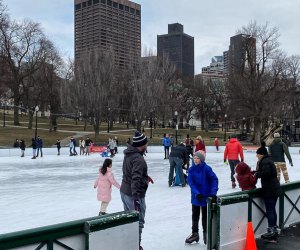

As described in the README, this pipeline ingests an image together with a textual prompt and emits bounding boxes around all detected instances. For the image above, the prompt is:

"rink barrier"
[0,211,139,250]
[207,181,300,250]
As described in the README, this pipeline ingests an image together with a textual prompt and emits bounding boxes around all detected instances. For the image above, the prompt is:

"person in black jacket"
[19,139,25,157]
[168,142,189,187]
[55,139,61,156]
[255,143,281,242]
[120,131,153,250]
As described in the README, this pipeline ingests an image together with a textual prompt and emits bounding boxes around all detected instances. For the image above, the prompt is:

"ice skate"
[232,181,236,188]
[185,232,199,244]
[261,227,278,243]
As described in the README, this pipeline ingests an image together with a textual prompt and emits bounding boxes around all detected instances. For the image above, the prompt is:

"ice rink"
[1,146,300,249]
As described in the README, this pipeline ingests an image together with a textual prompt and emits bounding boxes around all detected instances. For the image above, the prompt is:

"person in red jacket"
[235,162,257,191]
[194,136,206,152]
[224,134,244,188]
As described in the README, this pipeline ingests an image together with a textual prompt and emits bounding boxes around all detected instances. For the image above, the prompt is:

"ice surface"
[1,146,300,250]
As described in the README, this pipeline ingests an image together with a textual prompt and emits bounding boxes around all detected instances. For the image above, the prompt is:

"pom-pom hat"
[132,131,148,147]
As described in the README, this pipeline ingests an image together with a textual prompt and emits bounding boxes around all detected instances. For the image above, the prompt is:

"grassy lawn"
[0,113,237,147]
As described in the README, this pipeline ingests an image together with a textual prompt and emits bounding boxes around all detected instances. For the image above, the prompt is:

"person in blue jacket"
[162,133,171,159]
[185,150,219,245]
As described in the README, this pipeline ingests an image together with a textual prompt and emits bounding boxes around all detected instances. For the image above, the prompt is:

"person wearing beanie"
[120,131,153,250]
[168,142,189,187]
[235,162,257,191]
[223,134,244,188]
[256,143,281,241]
[268,132,293,183]
[185,150,218,245]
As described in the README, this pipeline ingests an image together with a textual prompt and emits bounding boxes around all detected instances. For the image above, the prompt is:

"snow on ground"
[1,146,300,250]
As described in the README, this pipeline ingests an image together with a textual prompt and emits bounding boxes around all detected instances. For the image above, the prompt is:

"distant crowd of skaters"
[13,136,44,159]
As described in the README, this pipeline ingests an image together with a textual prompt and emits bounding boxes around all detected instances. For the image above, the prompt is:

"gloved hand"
[224,160,228,165]
[148,176,154,184]
[209,195,217,203]
[134,200,141,212]
[196,194,203,201]
[290,162,293,167]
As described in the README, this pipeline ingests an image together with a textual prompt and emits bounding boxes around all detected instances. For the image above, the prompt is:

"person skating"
[223,134,244,188]
[214,137,220,151]
[30,138,37,159]
[162,133,171,159]
[185,151,219,245]
[55,139,61,155]
[36,136,43,157]
[268,132,293,183]
[255,143,281,243]
[94,158,120,215]
[19,139,25,157]
[120,131,153,250]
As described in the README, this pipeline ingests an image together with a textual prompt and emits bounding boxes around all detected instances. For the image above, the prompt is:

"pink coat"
[94,168,120,202]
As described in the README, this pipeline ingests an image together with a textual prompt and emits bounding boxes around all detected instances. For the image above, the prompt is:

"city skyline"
[4,0,300,74]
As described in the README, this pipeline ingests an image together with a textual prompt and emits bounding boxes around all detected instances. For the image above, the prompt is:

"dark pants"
[264,196,278,228]
[192,205,207,233]
[169,156,185,186]
[36,147,43,157]
[228,160,240,182]
[164,146,170,159]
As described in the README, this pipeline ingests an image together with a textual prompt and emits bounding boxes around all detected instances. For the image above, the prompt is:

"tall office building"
[224,34,256,76]
[201,56,224,76]
[157,23,194,77]
[74,0,141,69]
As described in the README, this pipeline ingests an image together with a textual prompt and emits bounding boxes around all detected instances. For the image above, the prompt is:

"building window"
[93,0,100,4]
[119,4,124,10]
[88,0,92,6]
[125,6,129,12]
[136,10,140,16]
[75,3,81,10]
[130,8,135,14]
[101,0,106,4]
[82,2,87,8]
[113,2,118,8]
[107,0,112,6]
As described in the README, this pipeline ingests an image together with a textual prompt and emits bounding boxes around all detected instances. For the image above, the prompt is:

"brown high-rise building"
[74,0,141,69]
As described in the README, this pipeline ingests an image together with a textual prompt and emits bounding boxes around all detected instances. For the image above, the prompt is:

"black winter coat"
[169,144,189,165]
[120,144,149,200]
[256,155,281,197]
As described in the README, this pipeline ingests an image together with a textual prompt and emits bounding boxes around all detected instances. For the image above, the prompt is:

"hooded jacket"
[120,144,149,200]
[224,138,244,161]
[188,162,218,207]
[235,162,257,191]
[94,168,120,202]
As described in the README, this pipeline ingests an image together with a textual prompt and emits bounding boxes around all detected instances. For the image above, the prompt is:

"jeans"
[120,192,146,242]
[164,146,170,159]
[36,147,43,157]
[192,205,207,233]
[228,160,240,182]
[168,157,185,186]
[264,196,278,228]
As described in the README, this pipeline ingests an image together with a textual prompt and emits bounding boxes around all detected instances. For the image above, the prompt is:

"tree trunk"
[253,117,262,145]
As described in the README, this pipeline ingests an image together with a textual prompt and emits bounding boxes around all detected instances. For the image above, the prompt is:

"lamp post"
[224,113,227,141]
[107,108,110,133]
[35,106,39,140]
[175,111,178,145]
[150,110,153,139]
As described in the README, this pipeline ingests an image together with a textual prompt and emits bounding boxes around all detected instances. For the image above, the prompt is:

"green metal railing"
[0,211,139,250]
[207,181,300,250]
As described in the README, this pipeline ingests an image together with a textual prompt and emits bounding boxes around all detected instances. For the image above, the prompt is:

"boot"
[98,212,107,216]
[32,156,36,159]
[232,181,236,188]
[203,231,207,245]
[185,232,199,244]
[261,227,276,239]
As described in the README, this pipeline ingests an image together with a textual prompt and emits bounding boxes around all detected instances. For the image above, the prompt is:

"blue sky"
[4,0,300,74]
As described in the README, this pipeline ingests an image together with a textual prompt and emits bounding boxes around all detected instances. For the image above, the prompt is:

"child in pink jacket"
[94,158,120,215]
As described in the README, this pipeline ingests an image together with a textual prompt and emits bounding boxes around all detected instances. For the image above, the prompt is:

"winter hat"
[274,132,280,138]
[231,133,237,138]
[256,142,268,155]
[194,150,206,162]
[132,131,148,147]
[196,135,203,141]
[235,162,250,175]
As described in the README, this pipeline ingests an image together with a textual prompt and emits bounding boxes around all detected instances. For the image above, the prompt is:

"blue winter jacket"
[163,137,171,147]
[188,162,219,207]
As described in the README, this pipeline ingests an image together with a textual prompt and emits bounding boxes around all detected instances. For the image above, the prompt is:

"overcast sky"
[4,0,300,74]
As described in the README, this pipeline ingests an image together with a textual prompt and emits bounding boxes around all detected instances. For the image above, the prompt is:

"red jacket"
[235,162,257,191]
[224,138,244,161]
[195,141,206,152]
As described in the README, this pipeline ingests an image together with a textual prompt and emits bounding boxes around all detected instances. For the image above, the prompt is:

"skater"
[185,150,218,245]
[214,137,219,151]
[30,138,37,159]
[85,136,92,155]
[107,137,116,157]
[120,131,153,250]
[72,137,78,155]
[223,134,244,188]
[55,139,61,155]
[36,136,43,157]
[13,139,20,148]
[235,162,257,191]
[185,134,194,169]
[94,158,120,215]
[19,139,25,157]
[268,132,293,183]
[69,137,74,156]
[114,136,118,154]
[79,137,85,155]
[126,137,131,145]
[255,143,281,243]
[168,142,189,187]
[162,133,171,159]
[194,136,206,153]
